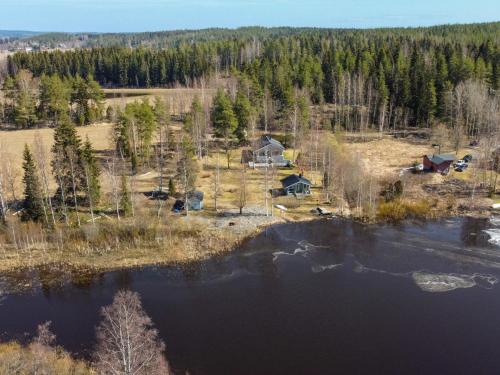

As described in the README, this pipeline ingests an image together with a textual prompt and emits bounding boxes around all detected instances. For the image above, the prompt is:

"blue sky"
[1,0,499,32]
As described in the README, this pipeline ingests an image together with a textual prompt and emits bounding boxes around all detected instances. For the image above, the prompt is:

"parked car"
[455,164,469,172]
[414,163,424,172]
[462,154,473,163]
[454,160,467,168]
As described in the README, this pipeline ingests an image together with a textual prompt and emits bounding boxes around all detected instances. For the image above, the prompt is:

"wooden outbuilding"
[423,154,454,173]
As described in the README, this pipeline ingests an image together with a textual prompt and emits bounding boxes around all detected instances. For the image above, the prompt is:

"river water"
[1,217,500,374]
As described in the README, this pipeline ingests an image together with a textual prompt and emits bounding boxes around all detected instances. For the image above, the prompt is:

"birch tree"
[94,290,170,375]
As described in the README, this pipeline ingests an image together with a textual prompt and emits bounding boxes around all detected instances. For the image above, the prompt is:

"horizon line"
[2,20,499,35]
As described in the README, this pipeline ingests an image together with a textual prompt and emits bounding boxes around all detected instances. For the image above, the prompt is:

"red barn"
[423,154,455,173]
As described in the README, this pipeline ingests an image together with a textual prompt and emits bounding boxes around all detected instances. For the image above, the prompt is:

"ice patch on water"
[273,240,339,274]
[311,263,342,273]
[472,273,499,289]
[292,248,309,257]
[484,216,500,246]
[354,262,499,293]
[412,272,475,292]
[297,240,329,249]
[412,272,498,293]
[272,251,292,262]
[490,216,500,226]
[484,229,500,246]
[272,241,317,262]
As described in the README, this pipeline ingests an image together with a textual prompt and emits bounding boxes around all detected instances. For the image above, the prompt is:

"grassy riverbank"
[0,210,287,273]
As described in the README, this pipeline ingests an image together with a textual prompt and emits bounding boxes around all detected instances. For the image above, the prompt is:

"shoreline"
[0,208,496,277]
[0,213,287,274]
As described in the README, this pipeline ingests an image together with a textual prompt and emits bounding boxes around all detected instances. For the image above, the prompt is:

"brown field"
[345,135,433,179]
[0,122,115,193]
[103,87,216,115]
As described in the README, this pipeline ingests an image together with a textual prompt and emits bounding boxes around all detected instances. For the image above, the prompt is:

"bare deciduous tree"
[94,290,170,375]
[213,152,221,212]
[235,165,247,215]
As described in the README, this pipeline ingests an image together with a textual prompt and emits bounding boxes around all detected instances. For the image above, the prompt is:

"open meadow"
[103,87,216,115]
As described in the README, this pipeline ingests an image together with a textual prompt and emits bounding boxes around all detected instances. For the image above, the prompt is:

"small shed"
[281,174,312,196]
[173,191,204,212]
[187,191,204,210]
[423,154,455,173]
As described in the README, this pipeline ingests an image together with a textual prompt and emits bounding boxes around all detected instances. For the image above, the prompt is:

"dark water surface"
[1,217,500,375]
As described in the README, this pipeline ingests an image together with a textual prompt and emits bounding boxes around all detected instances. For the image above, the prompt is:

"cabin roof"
[281,174,312,188]
[255,136,285,151]
[187,190,204,201]
[425,154,455,165]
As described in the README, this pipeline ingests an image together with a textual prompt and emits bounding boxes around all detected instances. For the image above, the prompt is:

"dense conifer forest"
[7,23,499,128]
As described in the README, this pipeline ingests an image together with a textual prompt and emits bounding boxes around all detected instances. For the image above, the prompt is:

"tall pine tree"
[233,90,252,143]
[51,114,84,203]
[81,137,101,206]
[21,144,44,223]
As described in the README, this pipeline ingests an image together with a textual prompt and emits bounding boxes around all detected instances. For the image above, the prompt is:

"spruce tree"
[81,137,101,206]
[211,89,237,168]
[120,175,132,217]
[38,74,70,124]
[212,89,237,140]
[71,75,104,125]
[21,144,44,222]
[168,178,176,196]
[51,114,84,203]
[233,90,252,143]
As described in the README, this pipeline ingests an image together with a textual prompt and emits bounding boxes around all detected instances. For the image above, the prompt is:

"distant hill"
[0,30,42,39]
[1,22,499,50]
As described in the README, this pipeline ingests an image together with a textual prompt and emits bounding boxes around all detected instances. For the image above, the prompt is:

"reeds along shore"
[0,215,243,272]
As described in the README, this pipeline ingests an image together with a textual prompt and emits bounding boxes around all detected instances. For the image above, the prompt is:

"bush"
[380,180,404,202]
[377,199,431,222]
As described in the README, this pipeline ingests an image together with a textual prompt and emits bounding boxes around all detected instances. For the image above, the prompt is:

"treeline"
[1,70,104,128]
[7,23,499,128]
[6,23,500,49]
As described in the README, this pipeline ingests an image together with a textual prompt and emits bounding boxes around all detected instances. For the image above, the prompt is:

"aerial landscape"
[0,0,499,374]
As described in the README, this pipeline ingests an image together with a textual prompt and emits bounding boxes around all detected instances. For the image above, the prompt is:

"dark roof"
[281,174,312,188]
[187,190,204,201]
[426,154,455,165]
[255,136,285,151]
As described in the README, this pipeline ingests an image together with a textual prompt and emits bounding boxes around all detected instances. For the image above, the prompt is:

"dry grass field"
[0,122,115,193]
[345,136,433,179]
[103,87,216,115]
